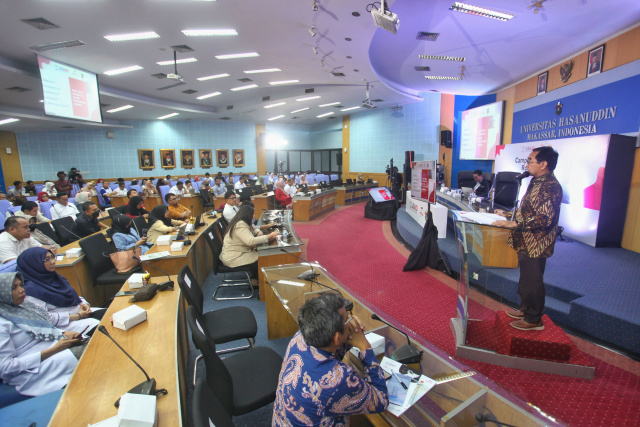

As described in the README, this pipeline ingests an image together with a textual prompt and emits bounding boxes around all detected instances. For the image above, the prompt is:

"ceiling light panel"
[196,92,221,100]
[269,80,299,85]
[230,84,258,91]
[296,96,320,101]
[449,2,514,21]
[268,115,285,121]
[104,65,143,75]
[182,29,238,36]
[156,58,197,65]
[106,105,134,113]
[197,73,230,81]
[291,107,310,113]
[319,102,340,107]
[244,68,281,74]
[418,54,466,61]
[29,40,85,52]
[264,102,286,109]
[215,52,259,60]
[424,76,463,80]
[104,31,160,42]
[0,118,20,125]
[158,113,180,120]
[317,112,333,118]
[341,106,361,111]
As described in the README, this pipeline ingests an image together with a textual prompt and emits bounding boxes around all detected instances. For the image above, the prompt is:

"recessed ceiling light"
[424,76,463,80]
[341,106,361,111]
[156,58,197,66]
[319,102,340,107]
[317,112,333,118]
[196,92,221,100]
[296,96,321,102]
[291,107,310,113]
[269,80,299,85]
[104,65,143,76]
[197,73,230,81]
[215,52,259,60]
[104,31,160,42]
[230,84,258,91]
[268,115,285,121]
[182,29,238,36]
[158,112,180,120]
[0,118,19,125]
[107,105,134,113]
[449,2,514,21]
[264,102,286,109]
[418,54,466,61]
[244,68,281,74]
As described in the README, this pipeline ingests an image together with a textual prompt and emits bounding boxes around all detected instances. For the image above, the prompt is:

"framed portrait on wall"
[537,72,548,96]
[181,149,195,168]
[587,45,604,77]
[233,149,245,167]
[216,149,229,168]
[160,149,176,169]
[138,149,155,170]
[199,149,213,168]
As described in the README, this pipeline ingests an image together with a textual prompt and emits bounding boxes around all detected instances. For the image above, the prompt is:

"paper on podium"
[454,211,505,225]
[380,356,436,417]
[140,251,171,261]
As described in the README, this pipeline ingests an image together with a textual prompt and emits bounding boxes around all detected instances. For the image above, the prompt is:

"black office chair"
[265,184,274,192]
[203,226,254,300]
[200,189,215,211]
[492,171,521,210]
[483,172,495,191]
[213,219,227,242]
[78,233,130,288]
[186,306,283,417]
[131,216,149,236]
[193,379,235,427]
[457,170,476,189]
[51,217,77,246]
[35,222,60,245]
[107,205,126,219]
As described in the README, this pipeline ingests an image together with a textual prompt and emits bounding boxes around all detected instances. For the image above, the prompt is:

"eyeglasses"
[344,315,353,327]
[44,256,56,263]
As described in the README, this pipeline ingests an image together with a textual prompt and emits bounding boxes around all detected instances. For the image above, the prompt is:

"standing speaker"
[336,152,343,166]
[441,130,452,148]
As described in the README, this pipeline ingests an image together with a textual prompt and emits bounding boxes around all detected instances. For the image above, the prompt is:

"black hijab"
[149,205,171,227]
[124,196,147,217]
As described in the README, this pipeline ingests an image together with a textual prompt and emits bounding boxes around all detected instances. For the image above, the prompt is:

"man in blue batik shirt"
[272,293,388,426]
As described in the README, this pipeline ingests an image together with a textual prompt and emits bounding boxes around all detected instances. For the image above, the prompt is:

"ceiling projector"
[371,7,399,34]
[362,99,375,109]
[167,73,183,81]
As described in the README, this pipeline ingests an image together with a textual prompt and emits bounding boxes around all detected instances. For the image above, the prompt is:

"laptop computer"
[461,187,474,199]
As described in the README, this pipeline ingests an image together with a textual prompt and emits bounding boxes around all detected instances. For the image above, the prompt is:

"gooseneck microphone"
[475,413,518,427]
[132,255,174,291]
[515,171,531,181]
[371,313,423,364]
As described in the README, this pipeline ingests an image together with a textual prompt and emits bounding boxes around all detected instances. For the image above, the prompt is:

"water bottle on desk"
[282,228,289,242]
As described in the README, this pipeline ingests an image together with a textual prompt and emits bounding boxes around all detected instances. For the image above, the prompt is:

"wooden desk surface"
[144,214,217,259]
[48,277,184,427]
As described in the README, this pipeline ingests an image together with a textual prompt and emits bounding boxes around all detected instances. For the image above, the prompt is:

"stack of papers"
[453,211,505,225]
[380,357,436,417]
[140,251,171,261]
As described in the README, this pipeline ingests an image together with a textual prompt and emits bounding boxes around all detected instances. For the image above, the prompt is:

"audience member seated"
[199,179,211,193]
[216,172,226,184]
[284,178,299,197]
[0,272,83,396]
[169,181,185,197]
[184,180,195,194]
[109,215,150,255]
[228,172,234,183]
[219,205,278,285]
[357,173,365,184]
[142,179,159,196]
[54,171,72,194]
[81,182,97,197]
[8,181,26,200]
[98,181,116,207]
[222,191,240,223]
[272,293,388,426]
[299,173,309,186]
[111,181,128,197]
[37,192,50,204]
[70,202,107,239]
[41,182,56,199]
[25,217,59,249]
[24,181,37,196]
[74,189,92,205]
[266,172,277,185]
[254,173,266,187]
[275,181,293,209]
[50,193,79,220]
[0,193,7,201]
[155,178,167,195]
[15,201,49,224]
[123,196,149,219]
[17,248,101,333]
[472,169,491,198]
[146,205,185,245]
[9,196,28,214]
[234,174,247,190]
[166,193,191,221]
[126,189,138,198]
[211,177,226,197]
[0,217,47,264]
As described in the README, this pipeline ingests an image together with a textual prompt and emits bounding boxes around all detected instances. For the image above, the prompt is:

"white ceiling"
[0,0,639,132]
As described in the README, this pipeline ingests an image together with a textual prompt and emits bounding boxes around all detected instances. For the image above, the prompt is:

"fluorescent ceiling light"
[424,76,462,80]
[197,92,221,100]
[317,112,333,118]
[106,105,134,113]
[230,84,258,91]
[264,102,286,109]
[104,31,160,42]
[268,115,285,121]
[296,96,320,102]
[449,2,514,21]
[0,118,19,125]
[104,65,143,76]
[244,68,281,74]
[419,54,466,62]
[182,29,238,36]
[341,106,361,112]
[269,80,299,85]
[291,107,309,113]
[157,58,197,66]
[158,113,180,120]
[197,73,230,81]
[319,102,340,107]
[215,52,259,60]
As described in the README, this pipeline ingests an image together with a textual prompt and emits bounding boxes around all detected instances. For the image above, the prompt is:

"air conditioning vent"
[334,105,344,109]
[182,89,198,94]
[227,105,233,110]
[220,117,232,120]
[262,96,271,101]
[292,116,300,119]
[331,72,346,77]
[171,45,194,53]
[372,99,384,102]
[417,32,439,41]
[305,88,315,93]
[238,78,253,82]
[151,73,167,79]
[157,82,186,90]
[414,66,431,72]
[30,40,85,52]
[21,18,59,30]
[100,103,111,108]
[6,86,31,93]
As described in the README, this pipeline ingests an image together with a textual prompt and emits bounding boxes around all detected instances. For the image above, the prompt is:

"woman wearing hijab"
[42,181,56,197]
[16,248,100,334]
[37,191,50,203]
[123,196,148,219]
[109,215,150,254]
[143,179,159,196]
[0,272,83,396]
[155,178,167,196]
[146,205,185,245]
[74,190,92,205]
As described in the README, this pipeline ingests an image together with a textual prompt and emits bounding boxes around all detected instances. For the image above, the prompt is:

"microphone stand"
[371,313,423,364]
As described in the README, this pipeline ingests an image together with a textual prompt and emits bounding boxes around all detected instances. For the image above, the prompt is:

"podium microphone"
[132,256,174,291]
[279,248,319,281]
[371,313,423,364]
[98,325,165,407]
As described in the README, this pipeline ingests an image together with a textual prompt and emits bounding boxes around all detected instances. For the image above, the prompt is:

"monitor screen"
[37,55,103,123]
[459,100,504,160]
[368,187,395,203]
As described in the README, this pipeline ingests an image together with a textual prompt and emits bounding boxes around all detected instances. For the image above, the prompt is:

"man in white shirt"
[7,181,26,200]
[0,217,44,263]
[211,177,226,197]
[222,190,240,223]
[169,181,185,197]
[111,181,128,197]
[284,178,299,197]
[50,193,79,220]
[234,175,247,190]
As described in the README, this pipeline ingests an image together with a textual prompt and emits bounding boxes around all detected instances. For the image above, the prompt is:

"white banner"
[410,160,437,204]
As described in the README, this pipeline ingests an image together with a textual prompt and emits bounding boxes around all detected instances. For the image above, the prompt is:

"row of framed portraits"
[137,149,244,170]
[537,44,604,96]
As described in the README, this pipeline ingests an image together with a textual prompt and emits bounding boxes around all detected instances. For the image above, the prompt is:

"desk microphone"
[475,413,517,427]
[371,313,423,364]
[98,325,166,407]
[132,255,174,291]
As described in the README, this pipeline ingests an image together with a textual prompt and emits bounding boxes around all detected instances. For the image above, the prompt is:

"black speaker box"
[441,130,452,148]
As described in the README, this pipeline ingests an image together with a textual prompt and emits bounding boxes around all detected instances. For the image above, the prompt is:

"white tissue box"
[185,223,194,233]
[156,235,173,246]
[65,247,83,258]
[128,273,146,289]
[113,305,147,331]
[349,332,386,357]
[170,242,184,251]
[118,393,157,427]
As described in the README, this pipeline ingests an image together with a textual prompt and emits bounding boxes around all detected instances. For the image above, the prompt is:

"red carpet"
[294,204,640,427]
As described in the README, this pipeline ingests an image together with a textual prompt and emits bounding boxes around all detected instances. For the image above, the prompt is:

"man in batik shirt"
[272,293,388,426]
[493,146,562,331]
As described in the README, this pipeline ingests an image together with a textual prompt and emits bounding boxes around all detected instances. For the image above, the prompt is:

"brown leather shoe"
[506,310,524,319]
[510,319,544,331]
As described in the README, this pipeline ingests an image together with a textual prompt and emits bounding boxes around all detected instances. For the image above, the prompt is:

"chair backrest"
[131,185,142,194]
[192,181,200,191]
[35,222,60,245]
[34,184,45,193]
[306,177,315,185]
[200,189,213,208]
[159,185,171,205]
[177,265,204,315]
[193,379,235,427]
[186,306,234,415]
[96,189,106,206]
[107,205,127,219]
[457,170,476,189]
[131,216,149,236]
[7,206,21,215]
[493,171,521,209]
[203,225,224,275]
[26,196,38,202]
[483,172,495,190]
[124,181,132,189]
[51,216,77,246]
[78,233,116,281]
[213,219,226,242]
[109,183,119,190]
[266,183,274,191]
[39,201,53,220]
[330,174,338,180]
